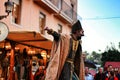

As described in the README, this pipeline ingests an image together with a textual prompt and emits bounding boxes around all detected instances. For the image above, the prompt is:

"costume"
[45,20,84,80]
[94,72,106,80]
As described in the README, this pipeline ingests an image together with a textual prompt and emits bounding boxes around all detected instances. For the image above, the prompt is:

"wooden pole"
[9,48,14,80]
[9,41,15,80]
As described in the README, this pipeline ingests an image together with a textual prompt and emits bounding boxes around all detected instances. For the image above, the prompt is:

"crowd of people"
[85,65,120,80]
[0,47,46,80]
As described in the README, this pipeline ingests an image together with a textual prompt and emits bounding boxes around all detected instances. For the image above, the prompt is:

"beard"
[77,33,84,40]
[77,36,81,40]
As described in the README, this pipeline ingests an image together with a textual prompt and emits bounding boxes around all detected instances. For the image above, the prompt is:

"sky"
[78,0,120,53]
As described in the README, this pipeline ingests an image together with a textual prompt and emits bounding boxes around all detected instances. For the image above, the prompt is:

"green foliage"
[101,42,120,66]
[85,42,120,67]
[85,51,102,65]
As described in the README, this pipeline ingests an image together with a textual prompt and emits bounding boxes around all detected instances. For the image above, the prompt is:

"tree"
[101,42,120,66]
[119,42,120,49]
[85,51,102,65]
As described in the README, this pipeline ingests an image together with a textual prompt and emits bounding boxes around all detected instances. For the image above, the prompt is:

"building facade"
[0,0,79,79]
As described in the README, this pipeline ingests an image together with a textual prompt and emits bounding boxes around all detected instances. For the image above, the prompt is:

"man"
[94,67,106,80]
[85,67,94,80]
[104,65,113,78]
[45,20,84,80]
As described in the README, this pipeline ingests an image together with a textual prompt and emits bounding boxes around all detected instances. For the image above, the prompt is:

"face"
[85,67,89,74]
[109,66,113,71]
[98,67,103,73]
[76,29,84,40]
[108,65,113,71]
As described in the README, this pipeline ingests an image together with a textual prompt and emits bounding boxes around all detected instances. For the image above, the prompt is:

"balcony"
[34,0,79,25]
[34,0,60,14]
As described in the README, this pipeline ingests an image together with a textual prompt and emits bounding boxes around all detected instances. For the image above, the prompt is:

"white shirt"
[85,74,94,80]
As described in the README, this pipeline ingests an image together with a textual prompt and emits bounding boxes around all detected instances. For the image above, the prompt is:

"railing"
[61,1,77,21]
[48,0,81,21]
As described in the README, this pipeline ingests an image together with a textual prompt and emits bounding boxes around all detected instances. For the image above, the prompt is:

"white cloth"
[85,74,94,80]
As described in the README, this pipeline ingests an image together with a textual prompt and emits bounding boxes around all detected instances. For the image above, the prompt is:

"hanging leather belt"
[66,58,74,64]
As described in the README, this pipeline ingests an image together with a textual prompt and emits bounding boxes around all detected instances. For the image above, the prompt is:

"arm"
[45,27,60,41]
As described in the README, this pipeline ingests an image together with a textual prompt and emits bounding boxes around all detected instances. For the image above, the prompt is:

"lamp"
[41,50,47,58]
[28,47,36,55]
[0,0,14,20]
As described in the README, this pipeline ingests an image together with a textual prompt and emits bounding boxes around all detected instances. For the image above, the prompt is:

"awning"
[1,31,52,51]
[104,62,120,68]
[84,60,96,68]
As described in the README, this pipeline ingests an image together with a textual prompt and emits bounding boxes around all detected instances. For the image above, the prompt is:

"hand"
[44,27,49,30]
[44,27,53,34]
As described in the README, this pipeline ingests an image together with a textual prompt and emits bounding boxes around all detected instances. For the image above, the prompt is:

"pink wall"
[0,0,76,40]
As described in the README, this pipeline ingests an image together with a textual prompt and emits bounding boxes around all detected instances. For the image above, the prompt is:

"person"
[1,56,9,80]
[22,48,31,80]
[34,66,44,80]
[105,71,118,80]
[104,65,113,78]
[94,67,106,80]
[116,68,120,80]
[45,20,84,80]
[14,50,21,80]
[85,67,94,80]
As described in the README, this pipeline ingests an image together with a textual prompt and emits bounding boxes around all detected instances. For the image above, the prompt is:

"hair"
[108,65,112,67]
[109,71,114,76]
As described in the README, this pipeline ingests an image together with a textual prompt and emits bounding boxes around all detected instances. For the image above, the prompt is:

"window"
[49,0,62,9]
[12,0,22,24]
[58,0,62,10]
[58,24,62,33]
[39,12,46,34]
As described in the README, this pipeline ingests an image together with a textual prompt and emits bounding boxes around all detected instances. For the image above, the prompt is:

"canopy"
[0,31,52,51]
[84,60,96,68]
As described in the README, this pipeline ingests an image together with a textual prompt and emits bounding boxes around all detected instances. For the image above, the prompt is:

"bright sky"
[78,0,120,53]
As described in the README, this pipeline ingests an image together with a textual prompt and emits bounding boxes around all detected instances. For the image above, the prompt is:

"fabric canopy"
[84,60,96,68]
